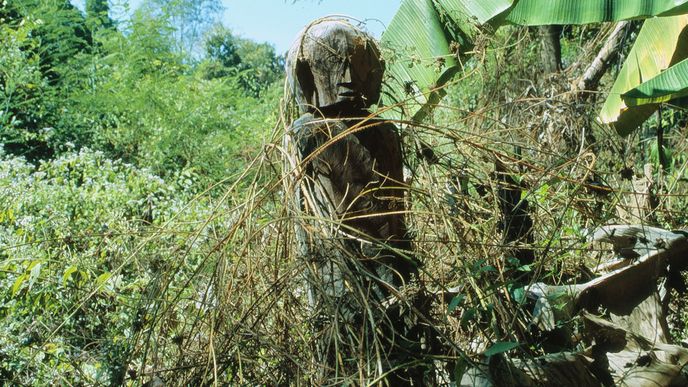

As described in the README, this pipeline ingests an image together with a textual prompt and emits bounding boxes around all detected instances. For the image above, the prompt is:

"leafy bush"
[0,148,221,384]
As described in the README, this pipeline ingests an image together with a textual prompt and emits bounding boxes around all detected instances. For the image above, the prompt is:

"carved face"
[287,20,385,115]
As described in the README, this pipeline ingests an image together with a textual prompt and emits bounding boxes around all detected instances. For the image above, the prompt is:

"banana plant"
[381,0,688,134]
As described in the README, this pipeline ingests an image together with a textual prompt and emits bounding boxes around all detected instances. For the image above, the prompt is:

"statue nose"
[340,60,353,84]
[337,59,357,97]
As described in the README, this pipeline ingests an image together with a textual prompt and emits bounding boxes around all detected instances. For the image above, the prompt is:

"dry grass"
[126,26,688,385]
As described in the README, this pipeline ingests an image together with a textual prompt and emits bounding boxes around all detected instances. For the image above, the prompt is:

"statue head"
[286,19,385,116]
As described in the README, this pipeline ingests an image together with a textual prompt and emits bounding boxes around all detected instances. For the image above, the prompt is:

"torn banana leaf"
[622,57,688,106]
[598,15,688,136]
[380,0,481,122]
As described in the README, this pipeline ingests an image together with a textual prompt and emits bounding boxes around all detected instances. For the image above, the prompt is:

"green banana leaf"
[598,15,688,136]
[504,0,688,25]
[380,0,475,122]
[447,0,688,27]
[622,57,688,106]
[439,0,513,25]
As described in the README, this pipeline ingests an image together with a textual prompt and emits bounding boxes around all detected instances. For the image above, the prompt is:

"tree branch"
[573,21,630,94]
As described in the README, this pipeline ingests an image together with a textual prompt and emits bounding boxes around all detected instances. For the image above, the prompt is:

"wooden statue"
[284,18,428,384]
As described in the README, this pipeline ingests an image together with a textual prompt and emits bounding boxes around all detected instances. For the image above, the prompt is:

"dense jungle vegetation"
[2,0,688,385]
[0,0,282,383]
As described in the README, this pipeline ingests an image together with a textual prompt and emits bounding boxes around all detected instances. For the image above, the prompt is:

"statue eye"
[295,58,316,102]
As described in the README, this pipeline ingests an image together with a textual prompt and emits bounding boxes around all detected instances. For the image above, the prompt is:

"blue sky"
[71,1,401,55]
[224,1,400,54]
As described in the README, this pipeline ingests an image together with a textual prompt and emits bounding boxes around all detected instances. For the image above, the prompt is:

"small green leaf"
[475,259,497,274]
[95,272,111,287]
[453,357,469,382]
[506,256,520,266]
[12,273,28,296]
[511,286,526,303]
[483,341,520,357]
[28,261,42,291]
[448,294,465,313]
[62,266,78,285]
[460,308,477,327]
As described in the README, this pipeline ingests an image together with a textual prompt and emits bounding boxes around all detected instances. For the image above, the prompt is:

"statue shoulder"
[290,113,317,130]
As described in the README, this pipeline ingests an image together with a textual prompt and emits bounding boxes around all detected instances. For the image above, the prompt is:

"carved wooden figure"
[284,18,427,384]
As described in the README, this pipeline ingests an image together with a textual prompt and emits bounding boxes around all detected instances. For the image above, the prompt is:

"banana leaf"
[435,0,688,28]
[598,15,688,136]
[438,0,513,25]
[622,57,688,106]
[380,0,477,122]
[503,0,688,25]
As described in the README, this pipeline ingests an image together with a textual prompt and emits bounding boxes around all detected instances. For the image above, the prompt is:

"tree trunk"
[539,26,562,73]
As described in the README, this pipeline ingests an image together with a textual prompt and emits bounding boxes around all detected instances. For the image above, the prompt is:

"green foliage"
[12,0,92,80]
[0,14,47,154]
[0,4,283,380]
[85,22,276,180]
[200,26,284,97]
[0,0,279,182]
[502,0,688,24]
[599,15,688,135]
[483,341,520,357]
[0,0,93,160]
[0,149,216,384]
[380,0,469,121]
[86,0,113,29]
